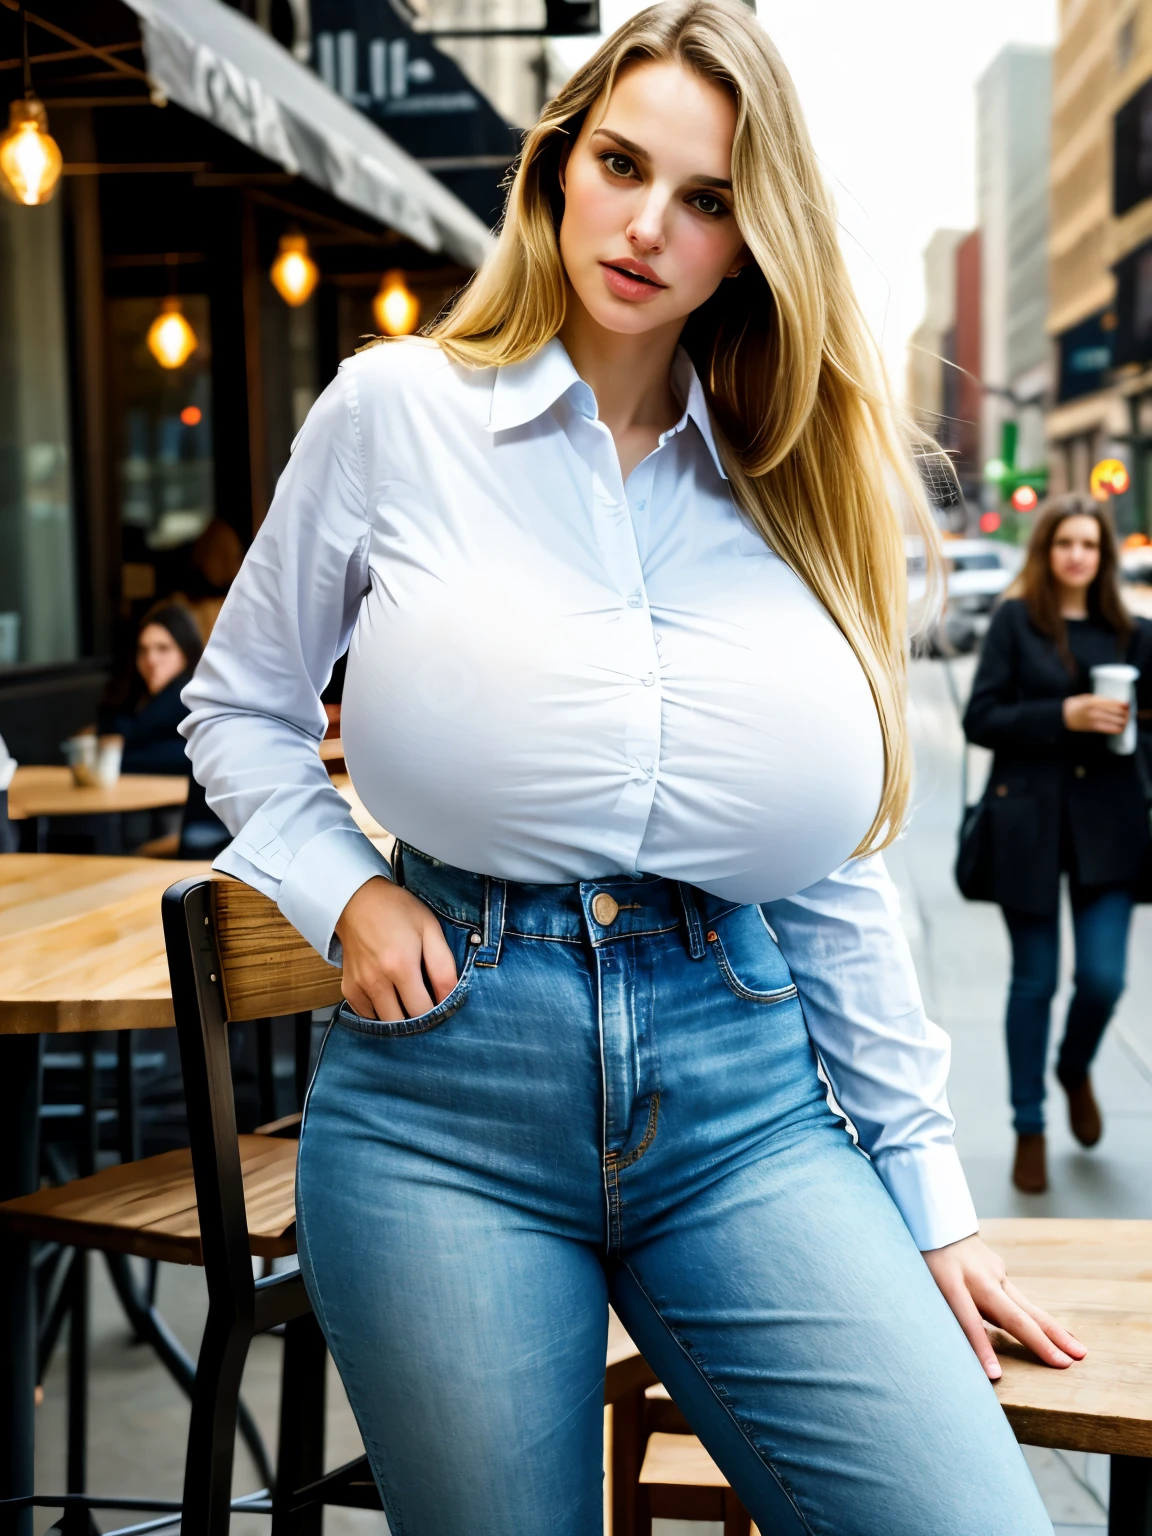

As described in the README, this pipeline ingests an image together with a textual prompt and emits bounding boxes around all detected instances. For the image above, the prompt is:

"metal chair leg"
[179,1312,256,1536]
[272,1312,328,1536]
[104,1253,275,1493]
[1110,1455,1152,1536]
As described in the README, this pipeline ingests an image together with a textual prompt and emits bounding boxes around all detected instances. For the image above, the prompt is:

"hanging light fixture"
[0,12,62,207]
[372,270,420,336]
[147,297,198,370]
[270,232,319,307]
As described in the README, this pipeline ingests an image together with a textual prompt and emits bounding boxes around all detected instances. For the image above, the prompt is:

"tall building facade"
[908,228,966,434]
[977,45,1053,486]
[1045,0,1152,533]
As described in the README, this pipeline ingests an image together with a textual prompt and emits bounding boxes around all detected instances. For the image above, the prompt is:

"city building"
[0,0,489,760]
[976,44,1053,496]
[907,229,983,520]
[907,229,966,438]
[1043,0,1152,532]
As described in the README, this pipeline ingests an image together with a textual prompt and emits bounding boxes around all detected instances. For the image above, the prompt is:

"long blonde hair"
[425,0,938,852]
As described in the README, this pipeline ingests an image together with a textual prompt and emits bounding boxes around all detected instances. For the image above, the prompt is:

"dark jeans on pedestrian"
[1003,881,1135,1134]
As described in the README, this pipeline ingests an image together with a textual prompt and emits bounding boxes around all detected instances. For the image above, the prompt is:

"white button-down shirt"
[181,336,977,1251]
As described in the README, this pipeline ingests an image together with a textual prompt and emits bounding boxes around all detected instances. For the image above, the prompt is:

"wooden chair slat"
[0,1134,299,1265]
[640,1433,729,1488]
[211,878,344,1021]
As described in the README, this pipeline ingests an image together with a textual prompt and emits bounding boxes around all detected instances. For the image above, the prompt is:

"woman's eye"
[601,153,635,178]
[690,193,727,217]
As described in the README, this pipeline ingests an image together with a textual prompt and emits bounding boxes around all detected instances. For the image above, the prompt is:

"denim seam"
[710,938,799,1005]
[295,1027,412,1536]
[620,1260,820,1536]
[594,921,681,945]
[502,927,584,943]
[615,1090,661,1169]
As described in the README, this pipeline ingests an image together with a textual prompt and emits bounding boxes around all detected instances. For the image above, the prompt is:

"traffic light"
[544,0,600,34]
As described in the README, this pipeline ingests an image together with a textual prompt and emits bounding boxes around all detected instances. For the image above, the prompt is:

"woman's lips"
[599,261,667,302]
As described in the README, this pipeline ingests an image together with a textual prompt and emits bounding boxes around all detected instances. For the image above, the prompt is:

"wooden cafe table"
[0,853,209,1536]
[7,767,189,853]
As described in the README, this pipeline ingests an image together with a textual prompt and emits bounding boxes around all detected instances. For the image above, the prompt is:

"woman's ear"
[725,244,752,280]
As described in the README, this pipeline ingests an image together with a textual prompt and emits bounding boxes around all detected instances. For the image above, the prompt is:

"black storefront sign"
[1113,239,1152,367]
[1115,76,1152,216]
[1056,309,1116,402]
[310,0,522,227]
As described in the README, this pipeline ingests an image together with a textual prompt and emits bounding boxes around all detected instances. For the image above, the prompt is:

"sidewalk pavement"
[33,657,1149,1535]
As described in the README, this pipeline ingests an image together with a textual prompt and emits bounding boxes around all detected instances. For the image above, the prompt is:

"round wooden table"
[7,767,189,853]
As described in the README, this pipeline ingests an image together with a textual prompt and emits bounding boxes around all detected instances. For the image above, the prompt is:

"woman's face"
[558,60,748,339]
[136,623,187,696]
[1049,514,1101,593]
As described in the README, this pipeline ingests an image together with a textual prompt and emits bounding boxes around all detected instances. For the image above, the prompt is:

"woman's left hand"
[922,1233,1086,1381]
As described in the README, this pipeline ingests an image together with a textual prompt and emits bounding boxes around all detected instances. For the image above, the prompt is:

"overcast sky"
[553,0,1058,396]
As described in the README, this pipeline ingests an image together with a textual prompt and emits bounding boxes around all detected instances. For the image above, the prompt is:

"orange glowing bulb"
[270,234,319,307]
[372,270,420,336]
[147,299,198,370]
[0,97,62,207]
[180,405,202,426]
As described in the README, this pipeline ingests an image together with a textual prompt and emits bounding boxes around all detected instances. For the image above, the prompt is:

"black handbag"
[954,736,995,902]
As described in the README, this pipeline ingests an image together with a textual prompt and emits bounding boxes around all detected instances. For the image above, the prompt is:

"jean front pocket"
[707,905,799,1005]
[336,921,478,1037]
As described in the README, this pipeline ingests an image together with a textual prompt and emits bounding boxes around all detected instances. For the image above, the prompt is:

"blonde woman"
[183,4,1080,1530]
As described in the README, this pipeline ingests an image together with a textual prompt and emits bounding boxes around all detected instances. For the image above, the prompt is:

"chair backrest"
[161,876,343,1303]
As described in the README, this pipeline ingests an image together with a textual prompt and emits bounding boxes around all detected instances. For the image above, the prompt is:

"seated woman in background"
[101,603,205,773]
[101,602,229,856]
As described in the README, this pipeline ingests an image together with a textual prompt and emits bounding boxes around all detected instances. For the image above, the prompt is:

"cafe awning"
[118,0,494,269]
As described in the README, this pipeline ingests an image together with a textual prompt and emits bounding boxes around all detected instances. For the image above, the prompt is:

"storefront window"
[112,294,214,600]
[0,197,78,670]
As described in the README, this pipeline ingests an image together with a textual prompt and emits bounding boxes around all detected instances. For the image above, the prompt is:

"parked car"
[907,537,1022,654]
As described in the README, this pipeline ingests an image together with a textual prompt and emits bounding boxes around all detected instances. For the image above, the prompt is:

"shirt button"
[642,673,655,687]
[627,592,643,608]
[635,499,647,511]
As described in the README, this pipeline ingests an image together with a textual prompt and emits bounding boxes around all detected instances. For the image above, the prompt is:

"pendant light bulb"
[147,298,198,370]
[0,96,62,206]
[373,270,420,336]
[270,233,319,307]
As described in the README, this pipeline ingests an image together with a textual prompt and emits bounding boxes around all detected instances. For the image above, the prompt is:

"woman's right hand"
[1063,694,1129,734]
[334,876,458,1022]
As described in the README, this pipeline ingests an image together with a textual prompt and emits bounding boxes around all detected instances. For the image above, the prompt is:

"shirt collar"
[486,337,727,481]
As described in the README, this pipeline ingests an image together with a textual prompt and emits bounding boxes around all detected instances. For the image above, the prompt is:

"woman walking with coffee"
[964,495,1152,1194]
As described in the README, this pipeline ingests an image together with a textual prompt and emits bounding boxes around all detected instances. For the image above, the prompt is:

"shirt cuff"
[872,1143,979,1252]
[216,822,392,965]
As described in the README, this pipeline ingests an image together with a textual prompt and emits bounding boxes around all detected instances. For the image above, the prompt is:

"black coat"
[962,599,1152,916]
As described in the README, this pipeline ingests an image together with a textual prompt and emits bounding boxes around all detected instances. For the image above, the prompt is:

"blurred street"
[29,655,1151,1536]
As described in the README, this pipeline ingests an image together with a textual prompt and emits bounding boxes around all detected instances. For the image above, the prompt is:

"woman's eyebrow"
[591,126,732,190]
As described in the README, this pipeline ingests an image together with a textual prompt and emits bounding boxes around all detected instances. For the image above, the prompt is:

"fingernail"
[987,1365,1002,1381]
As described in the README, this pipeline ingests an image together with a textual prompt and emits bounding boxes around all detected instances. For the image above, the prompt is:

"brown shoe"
[1013,1133,1047,1194]
[1061,1073,1103,1148]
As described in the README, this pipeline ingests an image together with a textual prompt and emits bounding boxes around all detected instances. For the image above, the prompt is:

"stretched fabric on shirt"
[180,336,977,1252]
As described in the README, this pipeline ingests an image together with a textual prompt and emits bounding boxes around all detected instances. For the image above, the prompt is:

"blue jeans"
[1004,882,1135,1134]
[297,845,1049,1536]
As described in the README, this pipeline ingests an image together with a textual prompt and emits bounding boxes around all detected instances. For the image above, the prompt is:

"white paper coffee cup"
[1090,663,1139,754]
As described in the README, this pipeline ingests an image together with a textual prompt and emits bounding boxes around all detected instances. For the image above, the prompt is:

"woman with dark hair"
[100,603,206,773]
[100,602,228,856]
[964,494,1152,1193]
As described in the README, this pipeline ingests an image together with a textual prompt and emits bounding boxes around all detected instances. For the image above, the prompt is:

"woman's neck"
[558,295,685,480]
[1057,584,1089,620]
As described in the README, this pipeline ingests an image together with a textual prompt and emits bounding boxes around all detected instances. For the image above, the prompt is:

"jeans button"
[591,892,619,926]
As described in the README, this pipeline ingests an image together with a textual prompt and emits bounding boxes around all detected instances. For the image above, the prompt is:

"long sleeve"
[180,368,393,963]
[763,853,978,1251]
[963,603,1065,749]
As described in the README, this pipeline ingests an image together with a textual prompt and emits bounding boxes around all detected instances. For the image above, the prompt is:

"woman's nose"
[626,195,668,254]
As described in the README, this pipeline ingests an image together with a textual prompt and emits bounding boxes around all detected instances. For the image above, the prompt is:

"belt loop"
[475,876,506,967]
[677,882,706,961]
